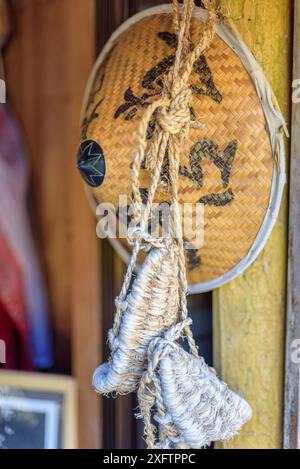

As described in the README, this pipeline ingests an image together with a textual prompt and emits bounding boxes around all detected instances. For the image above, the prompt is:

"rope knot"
[157,85,192,135]
[127,225,145,244]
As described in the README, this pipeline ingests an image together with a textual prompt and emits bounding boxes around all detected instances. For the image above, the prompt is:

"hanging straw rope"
[103,0,217,447]
[111,0,216,352]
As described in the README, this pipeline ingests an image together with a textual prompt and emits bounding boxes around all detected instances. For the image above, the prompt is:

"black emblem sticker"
[77,140,105,187]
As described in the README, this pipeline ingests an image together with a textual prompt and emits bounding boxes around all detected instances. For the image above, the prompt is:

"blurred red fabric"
[0,231,34,370]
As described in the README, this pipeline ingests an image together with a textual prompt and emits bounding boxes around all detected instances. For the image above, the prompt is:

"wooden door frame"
[284,0,300,450]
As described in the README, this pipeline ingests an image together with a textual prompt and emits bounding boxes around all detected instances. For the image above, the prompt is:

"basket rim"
[81,4,286,294]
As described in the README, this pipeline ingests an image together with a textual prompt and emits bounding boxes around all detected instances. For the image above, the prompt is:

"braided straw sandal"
[93,245,179,395]
[138,320,252,449]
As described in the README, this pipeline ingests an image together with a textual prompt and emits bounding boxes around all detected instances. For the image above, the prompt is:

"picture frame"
[0,371,78,449]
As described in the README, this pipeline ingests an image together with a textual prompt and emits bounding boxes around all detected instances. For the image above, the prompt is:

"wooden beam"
[284,0,300,450]
[213,0,292,449]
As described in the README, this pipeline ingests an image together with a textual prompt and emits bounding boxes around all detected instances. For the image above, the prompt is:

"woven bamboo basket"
[78,4,286,293]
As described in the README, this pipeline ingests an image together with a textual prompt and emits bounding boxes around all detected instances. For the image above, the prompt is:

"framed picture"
[0,371,77,449]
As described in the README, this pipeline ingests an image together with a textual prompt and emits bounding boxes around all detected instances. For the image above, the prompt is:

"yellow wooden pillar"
[213,0,291,449]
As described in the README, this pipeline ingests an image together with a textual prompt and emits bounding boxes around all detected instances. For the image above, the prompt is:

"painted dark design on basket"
[81,48,116,139]
[179,138,238,206]
[199,188,234,206]
[141,139,238,207]
[81,71,105,140]
[114,30,222,136]
[81,54,112,140]
[186,244,202,271]
[81,98,103,140]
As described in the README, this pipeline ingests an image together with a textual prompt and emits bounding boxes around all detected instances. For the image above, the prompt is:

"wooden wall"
[214,0,292,449]
[4,0,102,449]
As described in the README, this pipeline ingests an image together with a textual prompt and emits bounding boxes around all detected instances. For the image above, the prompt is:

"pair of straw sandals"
[93,245,252,449]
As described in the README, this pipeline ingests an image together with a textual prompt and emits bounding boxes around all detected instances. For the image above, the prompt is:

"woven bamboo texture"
[81,12,274,286]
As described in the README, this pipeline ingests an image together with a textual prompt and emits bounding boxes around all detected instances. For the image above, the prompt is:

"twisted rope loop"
[110,1,216,444]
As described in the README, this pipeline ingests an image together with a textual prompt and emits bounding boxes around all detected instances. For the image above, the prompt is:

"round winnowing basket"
[78,4,286,294]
